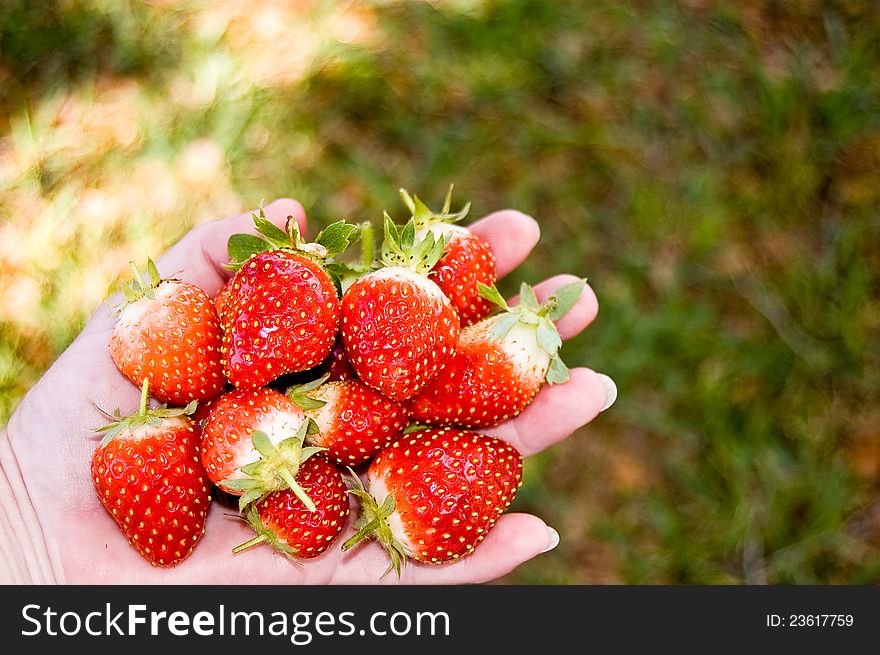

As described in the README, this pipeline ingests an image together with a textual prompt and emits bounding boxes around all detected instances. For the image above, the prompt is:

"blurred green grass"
[1,0,878,583]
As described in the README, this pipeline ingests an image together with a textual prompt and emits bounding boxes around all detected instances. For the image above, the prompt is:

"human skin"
[0,198,615,584]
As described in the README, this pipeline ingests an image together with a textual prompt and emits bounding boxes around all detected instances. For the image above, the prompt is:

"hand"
[0,199,614,584]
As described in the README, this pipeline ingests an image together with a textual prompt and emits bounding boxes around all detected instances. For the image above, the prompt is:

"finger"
[397,514,555,584]
[156,198,307,295]
[468,210,540,278]
[485,367,609,456]
[509,273,599,340]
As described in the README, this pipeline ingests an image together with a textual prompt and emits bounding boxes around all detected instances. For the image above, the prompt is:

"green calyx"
[94,378,196,447]
[380,215,447,275]
[399,185,471,232]
[478,279,586,385]
[225,209,359,272]
[115,258,163,311]
[221,419,325,512]
[231,503,299,559]
[285,373,330,412]
[341,472,408,578]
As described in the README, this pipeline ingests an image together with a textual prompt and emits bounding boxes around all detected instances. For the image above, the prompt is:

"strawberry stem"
[360,221,374,268]
[232,534,268,554]
[279,468,316,513]
[138,378,150,418]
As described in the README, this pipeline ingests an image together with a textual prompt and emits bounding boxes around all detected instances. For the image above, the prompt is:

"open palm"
[2,199,611,584]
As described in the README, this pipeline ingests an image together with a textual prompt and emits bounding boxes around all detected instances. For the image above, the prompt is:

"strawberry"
[402,187,496,327]
[219,211,358,390]
[91,380,211,566]
[286,374,409,467]
[340,216,461,401]
[110,259,225,405]
[199,387,324,510]
[232,457,349,559]
[342,428,523,573]
[409,280,584,428]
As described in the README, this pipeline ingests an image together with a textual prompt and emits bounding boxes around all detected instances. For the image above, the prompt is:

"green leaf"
[226,234,269,270]
[546,280,586,321]
[477,283,508,310]
[252,210,290,246]
[377,493,396,518]
[536,318,562,356]
[223,477,260,491]
[518,282,540,311]
[490,312,521,340]
[300,446,327,460]
[546,356,571,384]
[399,219,416,251]
[288,392,327,412]
[317,221,359,256]
[238,461,263,476]
[250,430,276,459]
[146,258,161,287]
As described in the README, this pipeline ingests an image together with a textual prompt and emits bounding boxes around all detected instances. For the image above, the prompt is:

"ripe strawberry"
[91,380,211,566]
[409,280,584,428]
[342,428,523,573]
[200,387,324,510]
[233,457,349,559]
[286,374,409,466]
[340,217,461,401]
[220,212,358,390]
[110,259,225,405]
[402,187,496,327]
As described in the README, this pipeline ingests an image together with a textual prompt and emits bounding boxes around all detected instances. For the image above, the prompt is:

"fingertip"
[487,367,608,456]
[488,513,555,564]
[470,210,542,278]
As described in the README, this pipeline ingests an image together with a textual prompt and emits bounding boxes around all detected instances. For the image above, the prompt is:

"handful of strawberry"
[92,188,588,575]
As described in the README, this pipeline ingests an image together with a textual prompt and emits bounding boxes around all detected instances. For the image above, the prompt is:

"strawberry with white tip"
[199,387,324,510]
[409,280,585,428]
[110,259,225,406]
[340,216,461,401]
[342,428,523,574]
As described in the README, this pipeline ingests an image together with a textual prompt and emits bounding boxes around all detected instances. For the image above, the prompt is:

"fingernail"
[541,527,560,553]
[596,373,617,412]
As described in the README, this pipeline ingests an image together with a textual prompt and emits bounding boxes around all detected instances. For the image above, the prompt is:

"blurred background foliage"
[1,0,879,583]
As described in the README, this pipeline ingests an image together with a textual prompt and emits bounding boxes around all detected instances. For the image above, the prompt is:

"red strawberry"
[342,428,523,573]
[409,280,584,428]
[340,217,461,401]
[200,387,323,510]
[110,259,225,405]
[402,187,496,327]
[219,212,358,390]
[287,375,409,466]
[233,457,349,559]
[91,380,211,566]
